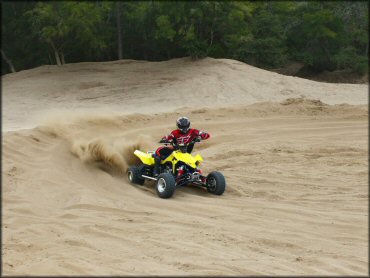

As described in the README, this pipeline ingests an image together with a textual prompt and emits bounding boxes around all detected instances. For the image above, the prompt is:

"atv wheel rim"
[157,178,166,193]
[208,177,216,192]
[128,171,133,182]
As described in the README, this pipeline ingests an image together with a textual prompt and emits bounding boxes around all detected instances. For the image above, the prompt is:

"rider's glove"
[194,136,201,142]
[199,131,210,140]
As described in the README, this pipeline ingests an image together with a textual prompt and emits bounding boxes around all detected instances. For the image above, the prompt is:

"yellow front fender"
[172,151,203,169]
[194,154,203,164]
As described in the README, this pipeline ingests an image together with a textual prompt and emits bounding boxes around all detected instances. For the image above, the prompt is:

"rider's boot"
[153,156,161,177]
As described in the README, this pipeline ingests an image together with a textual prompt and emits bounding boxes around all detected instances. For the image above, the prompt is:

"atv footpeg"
[191,172,201,181]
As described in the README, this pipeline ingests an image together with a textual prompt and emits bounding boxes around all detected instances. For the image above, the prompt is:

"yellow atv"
[127,138,226,198]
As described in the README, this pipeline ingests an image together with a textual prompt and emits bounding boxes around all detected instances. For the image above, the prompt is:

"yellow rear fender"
[134,150,155,165]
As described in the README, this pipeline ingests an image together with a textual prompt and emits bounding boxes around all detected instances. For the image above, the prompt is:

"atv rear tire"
[155,173,176,198]
[206,171,226,195]
[128,166,145,186]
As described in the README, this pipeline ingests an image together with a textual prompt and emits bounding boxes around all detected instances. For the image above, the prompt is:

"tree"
[26,2,107,65]
[1,1,48,74]
[154,15,176,59]
[329,1,368,73]
[1,49,16,73]
[116,2,123,59]
[1,1,368,76]
[237,3,288,68]
[287,3,344,71]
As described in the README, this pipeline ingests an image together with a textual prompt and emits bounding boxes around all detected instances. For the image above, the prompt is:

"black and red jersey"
[163,128,210,144]
[155,128,210,157]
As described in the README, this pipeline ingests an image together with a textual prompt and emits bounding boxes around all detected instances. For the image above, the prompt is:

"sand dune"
[2,57,367,131]
[2,58,368,275]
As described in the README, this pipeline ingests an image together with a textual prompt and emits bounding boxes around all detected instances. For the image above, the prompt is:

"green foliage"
[334,47,368,74]
[155,15,176,41]
[1,1,368,76]
[25,2,107,63]
[1,2,48,73]
[286,1,368,73]
[287,5,345,71]
[248,7,288,68]
[208,43,226,58]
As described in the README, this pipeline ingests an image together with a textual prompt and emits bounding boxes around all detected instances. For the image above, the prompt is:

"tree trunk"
[116,2,123,60]
[1,49,16,73]
[166,49,171,60]
[209,29,214,48]
[365,40,369,57]
[208,2,216,51]
[61,51,66,64]
[54,49,62,66]
[49,42,62,66]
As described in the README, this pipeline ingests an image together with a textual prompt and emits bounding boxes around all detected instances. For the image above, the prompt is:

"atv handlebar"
[158,136,201,145]
[159,138,169,144]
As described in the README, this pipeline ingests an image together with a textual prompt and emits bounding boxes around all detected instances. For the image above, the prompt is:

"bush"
[334,47,368,74]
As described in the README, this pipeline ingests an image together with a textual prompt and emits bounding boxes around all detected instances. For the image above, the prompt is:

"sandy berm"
[2,58,368,275]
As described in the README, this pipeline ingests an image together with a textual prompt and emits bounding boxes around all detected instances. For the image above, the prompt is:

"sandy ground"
[2,58,369,275]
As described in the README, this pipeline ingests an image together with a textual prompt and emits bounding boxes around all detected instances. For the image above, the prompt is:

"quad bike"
[127,137,226,198]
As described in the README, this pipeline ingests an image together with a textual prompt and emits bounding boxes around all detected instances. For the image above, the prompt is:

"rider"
[152,116,210,177]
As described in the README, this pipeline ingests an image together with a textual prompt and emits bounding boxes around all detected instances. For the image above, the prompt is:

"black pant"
[154,146,174,160]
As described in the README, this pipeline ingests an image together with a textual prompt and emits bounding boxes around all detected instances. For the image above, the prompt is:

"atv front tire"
[128,166,145,186]
[155,173,176,198]
[206,171,226,195]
